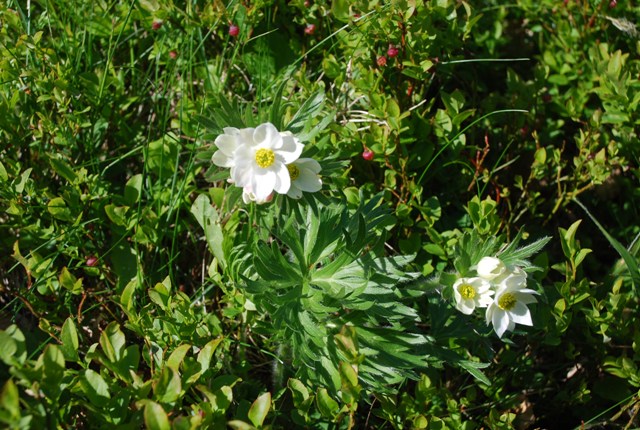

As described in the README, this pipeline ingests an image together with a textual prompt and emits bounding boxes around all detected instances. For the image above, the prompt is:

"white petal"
[254,123,280,148]
[242,187,255,204]
[212,150,234,168]
[273,165,291,194]
[295,169,322,192]
[252,169,277,201]
[456,299,475,315]
[477,257,506,280]
[214,134,238,154]
[295,158,322,173]
[509,302,533,326]
[492,309,510,338]
[279,136,304,163]
[222,127,239,135]
[287,185,303,199]
[517,292,538,305]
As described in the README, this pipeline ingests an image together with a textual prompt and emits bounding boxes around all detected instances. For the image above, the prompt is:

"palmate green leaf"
[253,241,302,285]
[285,91,325,136]
[498,230,552,268]
[311,256,367,298]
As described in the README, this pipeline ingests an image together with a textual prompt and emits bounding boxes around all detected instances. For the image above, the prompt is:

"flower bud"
[476,256,506,280]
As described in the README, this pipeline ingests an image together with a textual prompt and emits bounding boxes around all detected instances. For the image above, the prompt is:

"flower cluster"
[211,122,322,204]
[452,256,539,338]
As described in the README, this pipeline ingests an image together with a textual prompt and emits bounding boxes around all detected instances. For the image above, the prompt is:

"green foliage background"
[1,0,639,428]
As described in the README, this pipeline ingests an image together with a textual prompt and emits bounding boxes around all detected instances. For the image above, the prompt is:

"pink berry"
[152,20,162,30]
[86,256,98,267]
[229,24,239,37]
[609,0,617,7]
[387,45,399,58]
[362,149,374,161]
[169,50,177,59]
[376,56,387,67]
[304,24,315,35]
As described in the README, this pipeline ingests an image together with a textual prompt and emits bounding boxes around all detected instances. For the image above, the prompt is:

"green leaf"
[227,421,257,430]
[0,379,20,423]
[0,161,7,182]
[0,326,26,366]
[197,337,223,373]
[574,198,640,289]
[120,278,139,312]
[154,366,182,404]
[100,322,126,364]
[59,267,83,294]
[48,155,77,183]
[190,194,226,269]
[104,204,129,226]
[197,384,234,412]
[458,361,491,386]
[0,332,17,367]
[81,369,111,405]
[144,401,171,430]
[287,378,310,408]
[48,197,73,221]
[331,0,350,22]
[316,388,339,418]
[124,174,143,205]
[14,168,32,193]
[285,92,325,137]
[167,344,191,372]
[41,345,65,399]
[248,392,271,428]
[60,318,79,361]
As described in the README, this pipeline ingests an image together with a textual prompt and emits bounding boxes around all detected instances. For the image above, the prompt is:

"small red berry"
[387,45,399,58]
[609,0,617,7]
[304,24,315,35]
[376,56,387,67]
[362,149,374,161]
[228,24,239,37]
[152,20,163,30]
[304,0,311,6]
[86,256,98,267]
[169,50,177,59]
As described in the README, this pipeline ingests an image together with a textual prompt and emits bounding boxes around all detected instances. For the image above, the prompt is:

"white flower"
[452,277,493,315]
[476,256,507,281]
[211,123,303,201]
[485,270,538,338]
[242,185,273,205]
[211,127,254,179]
[286,158,322,199]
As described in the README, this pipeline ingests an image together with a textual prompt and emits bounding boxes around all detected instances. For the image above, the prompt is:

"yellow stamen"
[458,283,476,300]
[255,148,275,168]
[287,164,300,181]
[498,292,517,310]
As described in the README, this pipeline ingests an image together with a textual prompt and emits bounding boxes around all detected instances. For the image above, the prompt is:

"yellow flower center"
[255,148,275,168]
[498,292,517,310]
[287,164,300,181]
[458,283,476,300]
